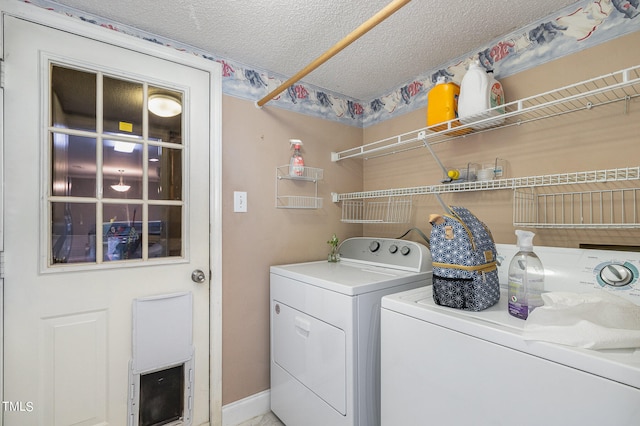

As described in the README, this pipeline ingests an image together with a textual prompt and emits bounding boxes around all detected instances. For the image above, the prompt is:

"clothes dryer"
[270,237,432,426]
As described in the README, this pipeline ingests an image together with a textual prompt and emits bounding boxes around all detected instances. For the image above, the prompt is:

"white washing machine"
[270,237,432,426]
[381,244,640,426]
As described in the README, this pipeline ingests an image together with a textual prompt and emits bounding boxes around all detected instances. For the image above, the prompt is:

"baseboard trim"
[221,389,271,426]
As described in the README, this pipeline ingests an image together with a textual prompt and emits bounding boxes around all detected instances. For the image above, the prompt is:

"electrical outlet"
[234,191,247,212]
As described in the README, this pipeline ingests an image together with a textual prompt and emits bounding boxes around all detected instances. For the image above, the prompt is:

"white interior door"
[2,13,217,425]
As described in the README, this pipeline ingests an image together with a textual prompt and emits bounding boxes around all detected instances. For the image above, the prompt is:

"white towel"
[522,291,640,349]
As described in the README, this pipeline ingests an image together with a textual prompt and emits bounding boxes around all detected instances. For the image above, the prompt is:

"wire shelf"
[276,196,323,209]
[331,65,640,162]
[514,187,640,228]
[341,197,412,224]
[276,165,323,181]
[333,167,640,201]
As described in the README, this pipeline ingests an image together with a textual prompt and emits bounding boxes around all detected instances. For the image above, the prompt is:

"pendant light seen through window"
[111,170,131,192]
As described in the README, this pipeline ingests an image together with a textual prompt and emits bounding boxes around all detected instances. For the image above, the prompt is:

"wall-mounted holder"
[276,165,323,209]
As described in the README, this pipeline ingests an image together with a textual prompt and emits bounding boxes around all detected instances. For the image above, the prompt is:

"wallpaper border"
[22,0,640,128]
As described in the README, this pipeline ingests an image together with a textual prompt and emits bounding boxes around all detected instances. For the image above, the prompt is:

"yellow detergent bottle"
[426,77,470,135]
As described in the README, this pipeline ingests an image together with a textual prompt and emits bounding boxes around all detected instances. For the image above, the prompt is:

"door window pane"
[51,65,96,131]
[103,76,143,137]
[148,86,183,144]
[103,141,143,200]
[148,146,183,201]
[149,205,182,258]
[51,202,96,264]
[103,204,143,262]
[51,133,97,198]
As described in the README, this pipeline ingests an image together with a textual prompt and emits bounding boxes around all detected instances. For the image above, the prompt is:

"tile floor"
[234,411,284,426]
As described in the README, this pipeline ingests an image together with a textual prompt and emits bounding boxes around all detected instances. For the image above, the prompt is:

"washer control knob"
[400,246,411,256]
[389,244,398,254]
[600,264,633,287]
[369,241,381,252]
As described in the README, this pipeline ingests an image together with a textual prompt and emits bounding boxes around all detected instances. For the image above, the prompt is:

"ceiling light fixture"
[111,170,131,192]
[148,94,182,117]
[114,141,136,153]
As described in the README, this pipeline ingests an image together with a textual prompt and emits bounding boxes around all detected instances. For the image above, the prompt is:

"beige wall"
[221,96,363,404]
[363,30,640,248]
[221,31,640,405]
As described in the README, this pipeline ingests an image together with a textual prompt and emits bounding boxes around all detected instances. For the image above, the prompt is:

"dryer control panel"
[338,237,432,273]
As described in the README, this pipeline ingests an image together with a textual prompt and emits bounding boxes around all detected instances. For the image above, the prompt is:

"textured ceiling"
[50,0,579,100]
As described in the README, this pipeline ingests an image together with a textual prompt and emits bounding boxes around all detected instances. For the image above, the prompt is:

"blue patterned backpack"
[428,206,500,311]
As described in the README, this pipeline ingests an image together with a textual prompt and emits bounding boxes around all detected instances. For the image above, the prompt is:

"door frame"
[0,1,223,424]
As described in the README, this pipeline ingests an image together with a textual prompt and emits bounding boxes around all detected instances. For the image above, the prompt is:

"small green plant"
[327,233,340,262]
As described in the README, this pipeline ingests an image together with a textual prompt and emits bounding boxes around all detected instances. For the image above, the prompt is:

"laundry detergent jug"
[426,77,470,135]
[458,61,505,130]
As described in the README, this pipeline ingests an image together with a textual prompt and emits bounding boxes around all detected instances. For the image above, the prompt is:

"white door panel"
[2,14,215,425]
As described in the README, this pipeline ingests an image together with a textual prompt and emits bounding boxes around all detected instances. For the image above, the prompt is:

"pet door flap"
[132,292,193,374]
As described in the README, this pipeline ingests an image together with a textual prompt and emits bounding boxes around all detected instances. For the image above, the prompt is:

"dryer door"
[272,301,347,415]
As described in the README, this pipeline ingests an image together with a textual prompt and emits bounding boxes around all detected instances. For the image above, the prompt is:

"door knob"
[191,269,207,283]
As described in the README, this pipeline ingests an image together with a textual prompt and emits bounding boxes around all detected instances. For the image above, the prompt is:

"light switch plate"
[234,191,247,212]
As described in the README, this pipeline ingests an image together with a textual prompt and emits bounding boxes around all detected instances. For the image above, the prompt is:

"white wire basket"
[513,187,640,228]
[276,196,323,209]
[275,165,323,209]
[341,197,412,224]
[276,165,323,181]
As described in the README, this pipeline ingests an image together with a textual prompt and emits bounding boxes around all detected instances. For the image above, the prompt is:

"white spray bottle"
[507,230,545,320]
[289,139,305,177]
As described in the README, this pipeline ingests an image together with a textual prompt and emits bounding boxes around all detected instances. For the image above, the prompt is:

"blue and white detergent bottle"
[508,230,545,320]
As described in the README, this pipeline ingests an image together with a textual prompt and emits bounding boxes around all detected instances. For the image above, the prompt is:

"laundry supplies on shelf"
[458,60,505,130]
[426,77,469,135]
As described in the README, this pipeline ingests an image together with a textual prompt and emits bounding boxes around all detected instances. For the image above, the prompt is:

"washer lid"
[270,260,431,296]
